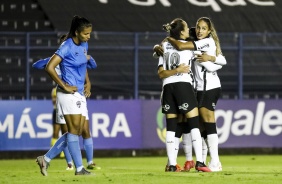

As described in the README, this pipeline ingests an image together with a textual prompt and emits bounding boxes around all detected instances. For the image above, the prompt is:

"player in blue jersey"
[36,15,94,176]
[33,51,101,171]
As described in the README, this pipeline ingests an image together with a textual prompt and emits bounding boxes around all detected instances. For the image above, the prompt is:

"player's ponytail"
[163,18,185,40]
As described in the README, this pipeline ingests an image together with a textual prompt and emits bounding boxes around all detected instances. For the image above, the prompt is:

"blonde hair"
[197,17,222,56]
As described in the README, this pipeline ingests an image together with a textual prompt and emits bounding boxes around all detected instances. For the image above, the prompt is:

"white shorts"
[56,90,89,124]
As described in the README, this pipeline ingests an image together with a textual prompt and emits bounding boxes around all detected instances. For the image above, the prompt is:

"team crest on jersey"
[179,103,189,110]
[163,104,170,111]
[76,101,81,108]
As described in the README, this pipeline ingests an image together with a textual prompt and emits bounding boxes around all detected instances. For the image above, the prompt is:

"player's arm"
[198,61,222,72]
[153,44,164,58]
[84,70,91,98]
[195,53,225,72]
[45,54,77,93]
[197,53,227,65]
[86,55,97,69]
[166,37,196,50]
[32,57,51,69]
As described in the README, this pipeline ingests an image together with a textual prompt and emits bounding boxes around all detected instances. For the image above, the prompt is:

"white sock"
[207,134,219,165]
[76,166,83,172]
[202,137,208,164]
[174,137,180,164]
[166,131,177,166]
[182,133,193,161]
[190,128,203,163]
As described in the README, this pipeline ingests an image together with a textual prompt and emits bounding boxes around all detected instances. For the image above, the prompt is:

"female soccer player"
[158,18,211,172]
[33,52,101,172]
[36,15,93,176]
[165,17,226,172]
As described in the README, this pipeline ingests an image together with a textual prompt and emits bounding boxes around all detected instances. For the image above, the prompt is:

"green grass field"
[0,155,281,184]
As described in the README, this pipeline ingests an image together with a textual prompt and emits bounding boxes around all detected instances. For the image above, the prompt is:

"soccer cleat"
[195,161,211,172]
[66,163,74,170]
[165,165,169,172]
[175,164,183,171]
[75,168,93,175]
[87,163,101,170]
[36,156,50,176]
[165,164,182,172]
[183,160,195,172]
[208,162,222,172]
[167,165,182,172]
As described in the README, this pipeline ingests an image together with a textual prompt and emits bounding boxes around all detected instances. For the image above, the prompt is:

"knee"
[200,109,215,122]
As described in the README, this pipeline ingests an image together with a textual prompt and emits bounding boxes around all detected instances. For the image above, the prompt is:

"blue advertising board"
[1,100,282,151]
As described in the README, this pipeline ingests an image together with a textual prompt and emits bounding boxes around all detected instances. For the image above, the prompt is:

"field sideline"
[0,155,281,184]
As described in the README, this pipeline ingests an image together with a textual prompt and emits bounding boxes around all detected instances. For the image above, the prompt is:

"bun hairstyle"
[163,23,171,32]
[162,18,185,40]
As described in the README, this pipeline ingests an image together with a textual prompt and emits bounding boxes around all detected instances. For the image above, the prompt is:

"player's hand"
[63,83,77,94]
[84,83,91,98]
[196,52,210,62]
[153,44,164,56]
[176,63,190,73]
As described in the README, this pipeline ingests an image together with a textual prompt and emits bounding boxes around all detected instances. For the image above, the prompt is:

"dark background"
[38,0,282,32]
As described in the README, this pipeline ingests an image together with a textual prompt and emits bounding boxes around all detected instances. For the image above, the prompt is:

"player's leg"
[181,117,195,171]
[59,91,91,175]
[81,119,101,170]
[60,123,73,170]
[50,109,60,146]
[162,84,181,172]
[179,83,210,172]
[36,132,68,176]
[80,96,101,170]
[199,88,222,171]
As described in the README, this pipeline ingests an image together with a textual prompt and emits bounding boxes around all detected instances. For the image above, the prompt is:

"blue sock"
[67,133,83,169]
[83,137,93,164]
[45,133,67,161]
[63,146,72,164]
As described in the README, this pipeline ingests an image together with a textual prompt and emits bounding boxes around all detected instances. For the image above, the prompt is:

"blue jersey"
[55,38,89,95]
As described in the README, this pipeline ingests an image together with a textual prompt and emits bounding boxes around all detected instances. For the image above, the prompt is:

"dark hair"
[189,27,196,40]
[58,34,67,44]
[66,15,92,39]
[163,18,185,40]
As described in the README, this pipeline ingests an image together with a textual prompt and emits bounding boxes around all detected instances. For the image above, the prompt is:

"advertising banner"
[0,100,142,151]
[142,100,282,148]
[1,100,282,151]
